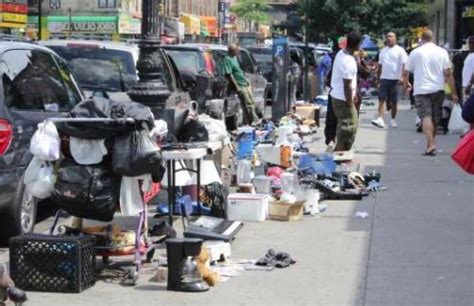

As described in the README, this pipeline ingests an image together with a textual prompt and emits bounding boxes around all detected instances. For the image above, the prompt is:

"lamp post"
[128,0,171,109]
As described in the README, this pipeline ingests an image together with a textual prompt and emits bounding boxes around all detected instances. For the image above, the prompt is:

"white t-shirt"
[330,49,358,101]
[462,53,474,88]
[378,45,408,80]
[405,42,451,95]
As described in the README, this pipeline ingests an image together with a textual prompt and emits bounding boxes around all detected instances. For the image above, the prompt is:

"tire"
[0,174,37,245]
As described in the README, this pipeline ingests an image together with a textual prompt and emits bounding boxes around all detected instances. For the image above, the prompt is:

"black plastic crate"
[9,234,96,293]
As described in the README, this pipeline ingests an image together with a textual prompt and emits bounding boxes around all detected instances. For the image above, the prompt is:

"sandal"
[422,148,437,156]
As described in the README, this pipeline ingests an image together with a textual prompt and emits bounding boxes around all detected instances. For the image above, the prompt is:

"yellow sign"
[462,6,474,18]
[0,22,26,29]
[0,13,27,24]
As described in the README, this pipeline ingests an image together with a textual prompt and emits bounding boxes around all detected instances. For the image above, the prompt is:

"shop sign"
[462,6,474,18]
[118,14,141,34]
[0,13,27,24]
[0,3,28,15]
[48,16,117,33]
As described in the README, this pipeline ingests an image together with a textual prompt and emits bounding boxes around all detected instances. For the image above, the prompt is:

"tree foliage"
[230,0,270,31]
[299,0,428,43]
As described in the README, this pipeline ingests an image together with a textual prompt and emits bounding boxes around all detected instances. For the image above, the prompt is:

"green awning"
[48,16,117,23]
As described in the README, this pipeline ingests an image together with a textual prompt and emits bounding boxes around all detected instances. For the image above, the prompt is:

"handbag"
[113,126,163,178]
[451,130,474,175]
[53,159,120,222]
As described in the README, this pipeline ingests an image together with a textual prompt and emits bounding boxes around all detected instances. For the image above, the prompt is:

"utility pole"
[303,0,310,102]
[38,0,42,40]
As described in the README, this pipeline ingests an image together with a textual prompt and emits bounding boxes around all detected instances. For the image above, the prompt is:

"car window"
[239,51,254,74]
[1,49,82,112]
[211,50,227,76]
[165,49,205,74]
[47,45,137,92]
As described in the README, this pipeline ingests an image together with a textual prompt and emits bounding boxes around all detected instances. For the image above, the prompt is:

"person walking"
[222,44,258,125]
[330,32,363,152]
[403,30,459,156]
[462,37,474,98]
[453,36,474,103]
[372,32,408,128]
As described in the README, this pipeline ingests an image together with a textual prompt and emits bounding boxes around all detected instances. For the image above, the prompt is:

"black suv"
[0,41,83,244]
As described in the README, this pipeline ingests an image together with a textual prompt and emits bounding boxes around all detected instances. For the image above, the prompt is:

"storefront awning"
[201,16,217,37]
[180,14,200,35]
[48,16,118,34]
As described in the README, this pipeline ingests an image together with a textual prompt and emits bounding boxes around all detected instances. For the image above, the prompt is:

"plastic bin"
[227,193,270,222]
[9,234,96,293]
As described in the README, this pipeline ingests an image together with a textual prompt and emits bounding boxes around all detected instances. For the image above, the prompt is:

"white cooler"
[227,193,269,222]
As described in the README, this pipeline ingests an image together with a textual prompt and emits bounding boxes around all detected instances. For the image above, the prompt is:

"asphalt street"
[1,99,473,306]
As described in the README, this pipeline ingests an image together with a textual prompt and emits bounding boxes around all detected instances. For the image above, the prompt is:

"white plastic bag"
[30,121,60,161]
[120,177,144,216]
[199,114,228,142]
[70,137,107,165]
[23,157,56,199]
[448,104,470,134]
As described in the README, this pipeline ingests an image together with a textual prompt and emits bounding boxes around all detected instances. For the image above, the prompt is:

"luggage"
[53,159,120,222]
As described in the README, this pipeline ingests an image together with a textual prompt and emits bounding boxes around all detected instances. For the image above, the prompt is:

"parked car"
[162,44,228,110]
[41,39,191,110]
[0,41,84,244]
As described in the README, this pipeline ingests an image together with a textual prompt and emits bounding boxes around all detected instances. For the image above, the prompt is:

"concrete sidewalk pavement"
[10,100,474,305]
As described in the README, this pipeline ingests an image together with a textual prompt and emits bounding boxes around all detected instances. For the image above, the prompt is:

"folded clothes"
[255,249,296,269]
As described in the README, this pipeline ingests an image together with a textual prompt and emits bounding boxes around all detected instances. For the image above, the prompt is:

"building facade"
[1,0,29,35]
[428,0,474,49]
[27,0,142,39]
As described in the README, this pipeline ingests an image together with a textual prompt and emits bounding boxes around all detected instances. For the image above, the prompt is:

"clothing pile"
[25,97,165,222]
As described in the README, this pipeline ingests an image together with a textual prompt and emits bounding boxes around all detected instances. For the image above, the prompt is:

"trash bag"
[30,121,60,161]
[205,183,229,219]
[57,97,155,139]
[199,114,227,142]
[23,157,56,199]
[177,111,209,142]
[119,177,144,216]
[52,159,120,222]
[448,104,470,134]
[70,137,108,165]
[112,126,164,178]
[451,130,474,174]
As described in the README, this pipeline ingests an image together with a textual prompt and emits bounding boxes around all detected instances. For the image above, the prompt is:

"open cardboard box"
[269,201,306,221]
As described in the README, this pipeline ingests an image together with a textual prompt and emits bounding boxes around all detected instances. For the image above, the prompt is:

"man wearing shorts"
[372,32,408,128]
[403,30,458,156]
[330,32,363,151]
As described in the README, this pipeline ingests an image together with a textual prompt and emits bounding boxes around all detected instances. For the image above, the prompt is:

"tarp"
[361,35,378,50]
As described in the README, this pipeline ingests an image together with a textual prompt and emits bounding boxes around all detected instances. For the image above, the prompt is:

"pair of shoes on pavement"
[371,117,398,128]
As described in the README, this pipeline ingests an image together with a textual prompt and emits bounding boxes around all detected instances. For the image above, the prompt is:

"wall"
[427,0,456,48]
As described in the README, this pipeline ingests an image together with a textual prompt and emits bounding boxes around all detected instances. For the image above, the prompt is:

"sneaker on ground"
[371,117,385,128]
[390,120,398,128]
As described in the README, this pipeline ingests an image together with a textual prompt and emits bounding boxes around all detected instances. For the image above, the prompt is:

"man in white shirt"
[462,51,474,97]
[403,30,459,156]
[330,32,363,152]
[372,32,408,128]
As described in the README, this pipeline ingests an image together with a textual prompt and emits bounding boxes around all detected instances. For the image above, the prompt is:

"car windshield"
[47,45,137,92]
[248,49,272,65]
[165,49,205,74]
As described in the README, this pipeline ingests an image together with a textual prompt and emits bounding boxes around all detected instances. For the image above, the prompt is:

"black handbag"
[53,159,120,222]
[112,126,164,178]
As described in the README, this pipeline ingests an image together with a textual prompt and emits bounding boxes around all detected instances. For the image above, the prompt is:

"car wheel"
[0,175,37,245]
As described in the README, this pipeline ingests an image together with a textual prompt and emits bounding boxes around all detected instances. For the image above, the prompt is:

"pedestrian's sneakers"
[390,120,398,128]
[371,117,385,128]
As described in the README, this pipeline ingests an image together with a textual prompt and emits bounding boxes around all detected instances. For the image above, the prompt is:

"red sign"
[0,3,28,15]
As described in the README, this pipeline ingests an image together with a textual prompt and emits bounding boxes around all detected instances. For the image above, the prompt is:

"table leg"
[197,159,201,215]
[167,160,173,225]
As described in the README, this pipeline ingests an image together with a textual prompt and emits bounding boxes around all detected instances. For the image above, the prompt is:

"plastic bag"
[120,177,144,216]
[23,157,55,199]
[113,127,163,177]
[199,114,227,142]
[70,137,108,165]
[451,130,474,174]
[30,121,60,161]
[448,104,470,134]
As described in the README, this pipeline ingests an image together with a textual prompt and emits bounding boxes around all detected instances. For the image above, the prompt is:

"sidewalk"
[15,100,474,305]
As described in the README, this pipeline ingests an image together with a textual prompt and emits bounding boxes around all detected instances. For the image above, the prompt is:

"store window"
[98,0,117,8]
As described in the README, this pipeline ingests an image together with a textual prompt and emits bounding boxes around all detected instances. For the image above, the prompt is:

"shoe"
[371,117,385,128]
[390,120,398,128]
[326,141,335,153]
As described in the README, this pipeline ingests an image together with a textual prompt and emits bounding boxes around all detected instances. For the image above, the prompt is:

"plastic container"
[281,172,297,195]
[253,176,272,194]
[9,234,96,293]
[237,127,255,160]
[227,193,270,222]
[237,159,253,185]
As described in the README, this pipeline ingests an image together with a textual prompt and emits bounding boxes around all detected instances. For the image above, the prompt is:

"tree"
[230,0,270,32]
[299,0,428,47]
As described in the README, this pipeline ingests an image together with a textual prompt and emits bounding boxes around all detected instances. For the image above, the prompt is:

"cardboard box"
[269,201,305,221]
[294,105,320,126]
[227,193,270,222]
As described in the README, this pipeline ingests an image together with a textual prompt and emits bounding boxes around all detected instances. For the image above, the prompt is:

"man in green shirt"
[222,44,258,125]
